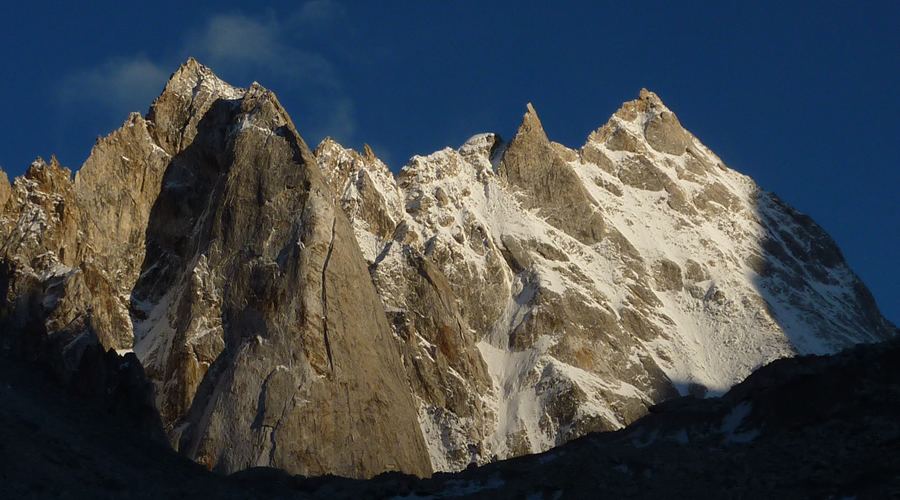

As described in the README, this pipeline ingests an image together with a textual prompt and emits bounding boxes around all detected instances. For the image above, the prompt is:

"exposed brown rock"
[316,140,399,242]
[653,259,684,292]
[607,127,642,153]
[75,112,170,298]
[386,249,495,470]
[498,104,605,245]
[0,167,10,214]
[644,111,689,156]
[617,156,668,191]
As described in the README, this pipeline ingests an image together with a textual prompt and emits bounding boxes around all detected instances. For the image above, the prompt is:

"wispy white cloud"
[56,1,357,146]
[182,13,340,88]
[293,0,347,26]
[57,57,169,116]
[321,97,356,141]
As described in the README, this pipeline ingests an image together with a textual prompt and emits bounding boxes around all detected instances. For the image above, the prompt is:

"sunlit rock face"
[1,59,895,478]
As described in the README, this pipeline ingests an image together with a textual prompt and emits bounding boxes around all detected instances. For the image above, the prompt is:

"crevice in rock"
[321,214,338,371]
[268,425,277,466]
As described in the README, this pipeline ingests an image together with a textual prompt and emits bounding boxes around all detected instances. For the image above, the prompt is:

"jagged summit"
[638,87,664,105]
[518,102,548,140]
[0,61,895,480]
[498,102,606,245]
[582,89,691,157]
[160,57,244,100]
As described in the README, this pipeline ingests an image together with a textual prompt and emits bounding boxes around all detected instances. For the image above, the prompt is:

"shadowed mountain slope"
[3,334,899,498]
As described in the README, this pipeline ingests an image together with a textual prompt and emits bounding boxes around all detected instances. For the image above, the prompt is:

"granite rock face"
[498,104,606,245]
[131,61,431,479]
[0,168,11,211]
[0,61,895,478]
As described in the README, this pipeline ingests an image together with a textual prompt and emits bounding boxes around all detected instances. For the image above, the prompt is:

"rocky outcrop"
[383,249,495,471]
[0,158,98,361]
[0,168,11,214]
[317,138,499,471]
[0,119,167,357]
[74,112,171,311]
[498,104,606,245]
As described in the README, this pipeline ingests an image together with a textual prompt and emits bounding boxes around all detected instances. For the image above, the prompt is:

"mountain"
[0,59,430,479]
[0,59,895,479]
[314,89,897,469]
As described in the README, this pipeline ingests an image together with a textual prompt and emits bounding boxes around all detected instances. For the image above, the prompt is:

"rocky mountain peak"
[585,89,690,157]
[316,137,396,191]
[24,156,72,185]
[516,102,550,145]
[498,104,605,245]
[607,88,668,124]
[314,137,403,255]
[0,166,10,210]
[146,59,247,155]
[2,156,78,264]
[160,57,236,100]
[1,60,433,479]
[319,86,895,470]
[638,87,664,105]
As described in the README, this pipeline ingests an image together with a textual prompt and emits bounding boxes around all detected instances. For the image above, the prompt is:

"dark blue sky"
[2,2,898,324]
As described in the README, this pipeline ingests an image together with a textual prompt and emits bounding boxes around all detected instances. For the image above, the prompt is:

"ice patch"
[719,402,760,443]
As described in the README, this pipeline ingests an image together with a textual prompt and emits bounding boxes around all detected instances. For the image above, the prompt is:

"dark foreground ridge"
[3,336,899,499]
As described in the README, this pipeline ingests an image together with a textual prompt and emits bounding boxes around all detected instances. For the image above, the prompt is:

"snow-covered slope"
[316,89,897,471]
